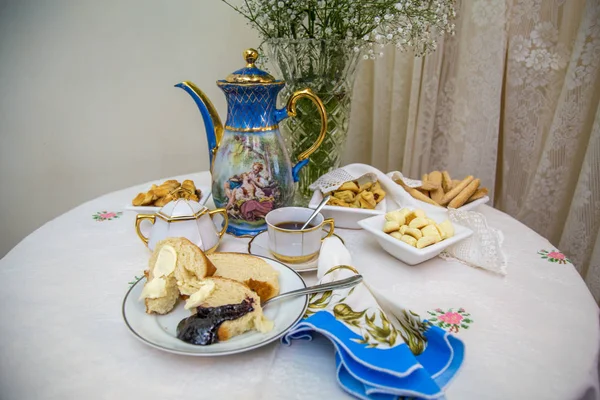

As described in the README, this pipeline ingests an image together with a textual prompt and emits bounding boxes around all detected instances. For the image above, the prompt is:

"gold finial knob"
[244,48,259,67]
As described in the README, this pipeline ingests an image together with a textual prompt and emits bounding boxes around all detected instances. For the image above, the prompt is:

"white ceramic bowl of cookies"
[358,208,473,265]
[309,189,386,229]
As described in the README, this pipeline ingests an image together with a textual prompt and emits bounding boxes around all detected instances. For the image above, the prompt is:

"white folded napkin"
[284,237,465,399]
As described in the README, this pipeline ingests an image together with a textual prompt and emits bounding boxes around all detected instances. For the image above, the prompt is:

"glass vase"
[265,39,361,205]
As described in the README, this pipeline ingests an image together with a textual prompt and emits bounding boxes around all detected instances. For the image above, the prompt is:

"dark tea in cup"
[275,221,314,230]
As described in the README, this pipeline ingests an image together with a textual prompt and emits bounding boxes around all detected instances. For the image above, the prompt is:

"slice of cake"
[208,253,280,302]
[178,277,273,344]
[139,237,216,314]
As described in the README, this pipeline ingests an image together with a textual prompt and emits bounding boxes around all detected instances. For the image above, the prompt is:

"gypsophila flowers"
[222,0,456,57]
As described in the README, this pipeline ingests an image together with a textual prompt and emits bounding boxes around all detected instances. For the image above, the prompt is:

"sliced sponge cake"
[208,253,280,303]
[140,237,216,314]
[186,277,273,341]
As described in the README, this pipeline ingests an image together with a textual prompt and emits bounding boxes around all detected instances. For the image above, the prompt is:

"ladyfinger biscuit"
[420,181,440,191]
[416,188,431,198]
[467,187,489,203]
[442,171,452,193]
[448,179,480,209]
[451,179,461,191]
[440,176,474,205]
[428,171,444,203]
[396,178,442,207]
[409,188,442,206]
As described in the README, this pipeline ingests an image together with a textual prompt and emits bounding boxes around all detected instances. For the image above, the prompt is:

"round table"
[1,171,598,400]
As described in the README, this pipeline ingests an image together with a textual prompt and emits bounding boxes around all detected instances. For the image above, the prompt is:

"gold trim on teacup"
[270,250,319,264]
[268,220,325,233]
[246,230,346,255]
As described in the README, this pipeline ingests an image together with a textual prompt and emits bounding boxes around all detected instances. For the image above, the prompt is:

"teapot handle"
[208,208,229,238]
[135,214,156,246]
[281,89,328,182]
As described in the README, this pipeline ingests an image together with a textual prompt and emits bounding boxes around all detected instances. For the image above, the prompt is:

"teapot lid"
[223,49,279,84]
[157,199,207,222]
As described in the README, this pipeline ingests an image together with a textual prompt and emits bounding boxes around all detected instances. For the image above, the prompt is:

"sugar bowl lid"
[222,48,279,84]
[157,199,207,222]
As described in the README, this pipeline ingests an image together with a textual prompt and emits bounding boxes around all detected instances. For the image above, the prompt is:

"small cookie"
[416,236,437,249]
[400,235,418,247]
[390,231,403,240]
[383,220,401,233]
[408,217,429,229]
[404,227,423,240]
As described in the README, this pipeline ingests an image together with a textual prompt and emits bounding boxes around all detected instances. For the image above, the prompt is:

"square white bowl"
[309,189,386,229]
[125,183,211,214]
[357,210,473,265]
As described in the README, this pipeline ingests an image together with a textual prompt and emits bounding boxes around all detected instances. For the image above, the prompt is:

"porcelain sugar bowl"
[135,199,228,252]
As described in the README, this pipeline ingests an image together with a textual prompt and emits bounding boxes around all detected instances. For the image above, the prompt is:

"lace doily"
[309,168,378,194]
[440,208,507,275]
[386,171,422,188]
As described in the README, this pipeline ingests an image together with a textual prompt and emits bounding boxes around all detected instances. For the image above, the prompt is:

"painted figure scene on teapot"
[212,130,294,236]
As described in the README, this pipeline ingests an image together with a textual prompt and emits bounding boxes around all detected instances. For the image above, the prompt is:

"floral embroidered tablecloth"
[0,171,598,400]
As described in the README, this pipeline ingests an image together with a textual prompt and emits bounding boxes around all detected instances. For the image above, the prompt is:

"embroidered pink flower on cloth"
[538,249,571,264]
[93,211,123,221]
[438,312,463,325]
[427,308,473,333]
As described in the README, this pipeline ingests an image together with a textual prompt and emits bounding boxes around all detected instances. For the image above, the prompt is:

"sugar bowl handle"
[208,208,229,238]
[135,214,156,246]
[283,88,328,182]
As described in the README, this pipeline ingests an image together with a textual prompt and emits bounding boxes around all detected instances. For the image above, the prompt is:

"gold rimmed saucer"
[247,230,345,273]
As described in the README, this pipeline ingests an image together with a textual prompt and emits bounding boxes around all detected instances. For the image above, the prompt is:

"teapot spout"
[175,81,224,167]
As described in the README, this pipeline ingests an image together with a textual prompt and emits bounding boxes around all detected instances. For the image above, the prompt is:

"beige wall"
[0,0,260,257]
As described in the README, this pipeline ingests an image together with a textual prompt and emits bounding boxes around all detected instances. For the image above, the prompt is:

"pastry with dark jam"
[176,298,255,345]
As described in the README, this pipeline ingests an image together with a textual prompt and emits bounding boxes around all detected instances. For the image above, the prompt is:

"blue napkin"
[282,240,464,399]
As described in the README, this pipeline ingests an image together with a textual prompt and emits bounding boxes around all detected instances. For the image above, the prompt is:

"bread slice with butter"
[208,252,280,303]
[185,277,273,341]
[140,237,216,314]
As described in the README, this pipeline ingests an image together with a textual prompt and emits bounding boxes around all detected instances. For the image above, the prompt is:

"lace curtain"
[344,0,600,300]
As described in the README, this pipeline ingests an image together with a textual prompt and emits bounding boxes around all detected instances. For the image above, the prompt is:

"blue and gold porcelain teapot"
[176,49,327,236]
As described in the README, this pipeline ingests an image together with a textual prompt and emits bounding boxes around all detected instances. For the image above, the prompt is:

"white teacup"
[265,207,335,264]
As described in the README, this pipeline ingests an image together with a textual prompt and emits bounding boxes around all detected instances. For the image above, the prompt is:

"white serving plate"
[125,182,211,213]
[122,255,307,356]
[357,210,473,266]
[309,189,386,229]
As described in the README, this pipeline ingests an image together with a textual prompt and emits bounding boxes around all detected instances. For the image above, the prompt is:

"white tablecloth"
[1,171,598,400]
